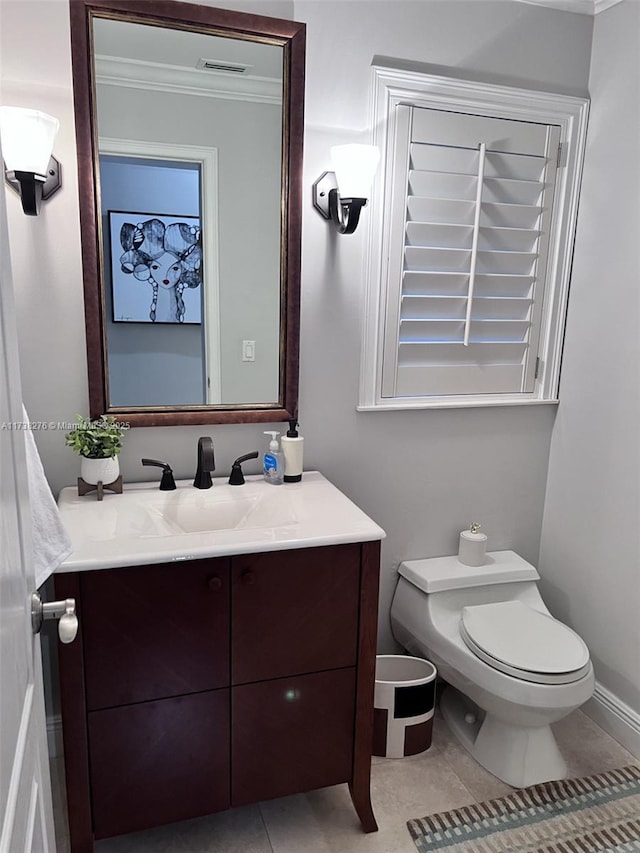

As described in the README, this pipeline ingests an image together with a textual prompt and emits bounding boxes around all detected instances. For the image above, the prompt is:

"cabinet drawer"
[231,544,360,683]
[81,559,229,709]
[89,690,230,839]
[231,668,355,806]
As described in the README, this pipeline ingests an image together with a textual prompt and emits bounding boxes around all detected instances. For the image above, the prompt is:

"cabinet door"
[82,559,229,709]
[89,689,229,839]
[232,668,355,805]
[231,544,360,684]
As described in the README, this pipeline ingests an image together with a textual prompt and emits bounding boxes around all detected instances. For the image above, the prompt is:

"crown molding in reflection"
[95,55,282,105]
[514,0,623,13]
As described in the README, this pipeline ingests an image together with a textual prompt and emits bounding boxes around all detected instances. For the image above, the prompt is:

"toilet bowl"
[390,550,594,788]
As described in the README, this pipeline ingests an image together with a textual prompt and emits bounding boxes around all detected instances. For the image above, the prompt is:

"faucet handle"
[228,451,259,486]
[141,458,176,491]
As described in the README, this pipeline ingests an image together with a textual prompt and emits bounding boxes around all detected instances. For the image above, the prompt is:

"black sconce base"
[312,170,367,235]
[5,154,62,215]
[312,170,337,220]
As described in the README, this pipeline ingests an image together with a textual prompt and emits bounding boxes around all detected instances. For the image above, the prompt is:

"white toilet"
[390,550,594,788]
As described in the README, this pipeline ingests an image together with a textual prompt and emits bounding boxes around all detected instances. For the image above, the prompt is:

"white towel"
[23,407,72,588]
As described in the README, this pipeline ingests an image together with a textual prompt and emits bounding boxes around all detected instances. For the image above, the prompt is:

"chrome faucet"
[194,436,215,489]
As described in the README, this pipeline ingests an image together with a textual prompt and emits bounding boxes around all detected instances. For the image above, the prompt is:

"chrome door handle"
[31,592,78,644]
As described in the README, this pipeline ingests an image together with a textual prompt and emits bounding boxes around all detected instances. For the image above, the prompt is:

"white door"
[0,149,56,850]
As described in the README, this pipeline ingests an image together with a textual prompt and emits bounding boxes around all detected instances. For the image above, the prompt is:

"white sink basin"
[151,489,297,534]
[159,493,258,533]
[56,472,385,572]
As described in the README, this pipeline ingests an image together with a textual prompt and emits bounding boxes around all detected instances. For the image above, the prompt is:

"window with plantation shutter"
[359,68,589,410]
[382,105,560,398]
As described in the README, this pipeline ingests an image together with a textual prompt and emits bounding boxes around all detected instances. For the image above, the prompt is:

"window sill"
[356,397,560,412]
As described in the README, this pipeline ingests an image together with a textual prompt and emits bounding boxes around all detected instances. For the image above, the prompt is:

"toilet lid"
[460,601,591,685]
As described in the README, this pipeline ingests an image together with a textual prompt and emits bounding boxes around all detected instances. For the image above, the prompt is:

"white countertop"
[56,471,385,572]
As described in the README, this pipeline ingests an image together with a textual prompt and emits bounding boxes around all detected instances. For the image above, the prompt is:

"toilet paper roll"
[458,526,487,567]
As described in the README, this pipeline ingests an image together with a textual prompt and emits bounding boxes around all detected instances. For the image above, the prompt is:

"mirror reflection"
[93,17,284,408]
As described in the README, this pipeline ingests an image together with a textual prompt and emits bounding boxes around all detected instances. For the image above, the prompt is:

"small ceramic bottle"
[458,522,487,566]
[281,419,304,483]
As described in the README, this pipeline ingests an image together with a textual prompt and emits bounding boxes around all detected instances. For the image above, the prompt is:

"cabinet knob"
[240,569,255,585]
[207,575,223,592]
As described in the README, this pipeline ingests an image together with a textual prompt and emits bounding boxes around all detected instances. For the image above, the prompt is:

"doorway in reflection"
[101,155,208,406]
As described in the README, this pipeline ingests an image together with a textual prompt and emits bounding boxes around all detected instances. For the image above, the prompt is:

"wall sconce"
[312,144,380,235]
[0,107,62,216]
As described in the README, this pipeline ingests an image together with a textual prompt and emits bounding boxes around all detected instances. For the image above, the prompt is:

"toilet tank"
[391,550,544,663]
[398,550,539,593]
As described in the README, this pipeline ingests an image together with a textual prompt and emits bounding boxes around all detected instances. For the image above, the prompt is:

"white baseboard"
[47,713,63,759]
[584,681,640,759]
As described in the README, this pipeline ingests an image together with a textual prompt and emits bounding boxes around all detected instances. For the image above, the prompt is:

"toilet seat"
[460,601,591,685]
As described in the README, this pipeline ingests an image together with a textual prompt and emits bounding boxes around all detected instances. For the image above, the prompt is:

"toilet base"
[440,686,568,788]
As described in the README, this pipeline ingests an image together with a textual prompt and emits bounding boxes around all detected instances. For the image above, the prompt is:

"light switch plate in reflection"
[242,340,256,362]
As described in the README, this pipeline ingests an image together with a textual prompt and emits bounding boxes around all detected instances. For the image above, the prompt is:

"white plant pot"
[81,456,120,486]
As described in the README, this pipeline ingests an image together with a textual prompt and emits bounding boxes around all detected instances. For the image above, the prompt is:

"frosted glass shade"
[0,107,60,175]
[330,144,380,199]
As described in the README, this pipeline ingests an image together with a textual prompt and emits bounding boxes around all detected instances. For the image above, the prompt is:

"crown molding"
[514,0,624,14]
[95,55,282,105]
[593,0,624,12]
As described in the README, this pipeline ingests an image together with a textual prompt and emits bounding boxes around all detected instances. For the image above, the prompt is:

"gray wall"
[539,0,640,735]
[2,0,592,660]
[295,0,591,648]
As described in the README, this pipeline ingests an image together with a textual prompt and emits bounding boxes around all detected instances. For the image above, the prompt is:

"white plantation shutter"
[381,105,561,399]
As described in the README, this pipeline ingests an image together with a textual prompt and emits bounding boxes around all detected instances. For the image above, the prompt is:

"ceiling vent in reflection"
[196,59,253,75]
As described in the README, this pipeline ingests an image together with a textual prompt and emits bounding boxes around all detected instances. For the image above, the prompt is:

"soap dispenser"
[281,419,303,483]
[263,431,283,485]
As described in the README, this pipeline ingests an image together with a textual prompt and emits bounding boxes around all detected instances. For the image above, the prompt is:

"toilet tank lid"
[398,550,540,593]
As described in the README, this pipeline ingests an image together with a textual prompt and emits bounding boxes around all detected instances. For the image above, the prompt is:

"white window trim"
[358,66,589,411]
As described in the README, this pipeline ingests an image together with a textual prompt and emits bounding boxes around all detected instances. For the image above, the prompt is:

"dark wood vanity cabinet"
[55,541,380,852]
[79,558,231,839]
[81,558,230,709]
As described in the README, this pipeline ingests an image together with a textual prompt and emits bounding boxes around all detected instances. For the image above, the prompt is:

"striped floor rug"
[407,765,640,852]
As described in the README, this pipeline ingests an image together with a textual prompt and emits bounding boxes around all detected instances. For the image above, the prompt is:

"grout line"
[258,802,276,853]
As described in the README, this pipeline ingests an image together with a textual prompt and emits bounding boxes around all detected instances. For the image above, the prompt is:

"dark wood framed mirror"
[69,0,304,426]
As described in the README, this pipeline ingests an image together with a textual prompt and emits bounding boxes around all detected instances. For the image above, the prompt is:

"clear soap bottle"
[263,431,284,485]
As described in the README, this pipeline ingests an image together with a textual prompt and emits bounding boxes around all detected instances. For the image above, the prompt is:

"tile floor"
[51,705,637,853]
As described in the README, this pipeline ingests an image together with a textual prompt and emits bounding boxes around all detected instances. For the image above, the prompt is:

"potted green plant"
[66,415,128,485]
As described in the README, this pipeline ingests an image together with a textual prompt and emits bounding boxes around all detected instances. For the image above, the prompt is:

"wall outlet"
[242,340,256,362]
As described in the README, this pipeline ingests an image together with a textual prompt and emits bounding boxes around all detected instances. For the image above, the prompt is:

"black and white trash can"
[372,655,437,758]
